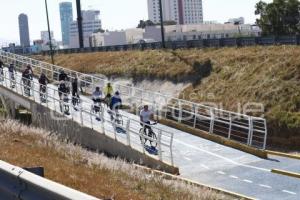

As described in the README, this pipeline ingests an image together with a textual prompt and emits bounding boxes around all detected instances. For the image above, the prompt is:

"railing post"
[170,133,174,166]
[158,130,163,161]
[178,101,182,123]
[263,119,268,150]
[126,119,131,146]
[100,110,105,134]
[209,108,215,134]
[228,114,232,139]
[80,104,84,126]
[193,105,197,128]
[247,116,253,145]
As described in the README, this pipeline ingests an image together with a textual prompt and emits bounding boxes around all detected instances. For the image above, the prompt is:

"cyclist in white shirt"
[140,105,155,133]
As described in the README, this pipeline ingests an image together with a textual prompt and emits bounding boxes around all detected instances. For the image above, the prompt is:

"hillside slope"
[34,46,300,148]
[0,119,226,200]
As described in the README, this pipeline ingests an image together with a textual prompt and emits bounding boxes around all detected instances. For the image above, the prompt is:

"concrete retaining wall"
[0,85,179,174]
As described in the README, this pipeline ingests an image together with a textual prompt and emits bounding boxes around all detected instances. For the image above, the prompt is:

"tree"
[93,28,105,33]
[137,20,155,29]
[255,0,300,35]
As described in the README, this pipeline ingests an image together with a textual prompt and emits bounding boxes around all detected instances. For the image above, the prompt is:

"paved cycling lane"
[119,110,300,200]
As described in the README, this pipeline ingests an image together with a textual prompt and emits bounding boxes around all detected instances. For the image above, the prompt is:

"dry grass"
[0,119,232,200]
[33,46,300,147]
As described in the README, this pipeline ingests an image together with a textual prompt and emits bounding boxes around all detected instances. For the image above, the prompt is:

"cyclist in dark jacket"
[58,70,69,82]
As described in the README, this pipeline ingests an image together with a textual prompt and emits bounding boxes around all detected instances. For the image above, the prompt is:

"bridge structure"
[0,51,300,200]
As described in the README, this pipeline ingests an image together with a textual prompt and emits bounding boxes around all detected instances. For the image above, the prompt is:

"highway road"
[1,67,300,200]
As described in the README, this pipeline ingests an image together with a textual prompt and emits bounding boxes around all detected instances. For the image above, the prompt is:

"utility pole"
[44,0,54,64]
[76,0,84,48]
[158,0,166,48]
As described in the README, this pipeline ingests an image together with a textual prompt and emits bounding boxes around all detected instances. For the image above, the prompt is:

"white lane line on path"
[174,139,270,172]
[229,175,238,179]
[201,164,210,170]
[282,190,297,195]
[243,179,253,183]
[259,184,272,189]
[217,171,226,175]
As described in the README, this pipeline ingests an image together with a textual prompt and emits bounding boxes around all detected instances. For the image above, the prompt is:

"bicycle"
[40,84,47,103]
[60,93,70,115]
[9,72,15,88]
[91,98,104,121]
[23,77,32,96]
[110,108,123,126]
[139,122,158,148]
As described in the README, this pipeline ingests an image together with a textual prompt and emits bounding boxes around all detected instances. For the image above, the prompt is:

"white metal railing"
[0,160,101,200]
[0,50,267,149]
[0,69,174,165]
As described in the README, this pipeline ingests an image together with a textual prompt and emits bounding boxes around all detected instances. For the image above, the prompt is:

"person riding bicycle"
[58,70,69,82]
[92,87,103,112]
[22,65,34,96]
[0,60,4,81]
[92,87,103,120]
[39,73,49,102]
[110,91,122,111]
[109,91,122,122]
[58,80,70,114]
[8,64,15,88]
[140,105,156,134]
[58,80,69,99]
[104,82,113,106]
[71,77,80,108]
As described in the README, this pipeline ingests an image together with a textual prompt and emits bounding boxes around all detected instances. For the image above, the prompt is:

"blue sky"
[0,0,272,45]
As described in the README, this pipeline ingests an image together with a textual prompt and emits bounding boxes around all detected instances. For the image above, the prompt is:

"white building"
[148,0,203,25]
[144,24,261,42]
[125,28,145,44]
[41,31,54,44]
[90,31,127,47]
[69,10,102,48]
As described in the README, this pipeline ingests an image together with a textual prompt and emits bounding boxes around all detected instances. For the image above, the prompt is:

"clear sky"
[0,0,272,46]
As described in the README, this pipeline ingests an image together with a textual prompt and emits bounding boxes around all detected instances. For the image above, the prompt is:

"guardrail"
[0,68,175,165]
[0,160,100,200]
[0,50,268,149]
[32,35,300,55]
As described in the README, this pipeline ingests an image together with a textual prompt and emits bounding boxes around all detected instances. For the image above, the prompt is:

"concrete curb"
[134,164,256,200]
[266,150,300,160]
[159,118,268,159]
[271,169,300,179]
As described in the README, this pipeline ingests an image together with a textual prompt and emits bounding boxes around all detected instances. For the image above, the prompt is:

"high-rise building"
[59,2,73,46]
[18,13,30,47]
[41,31,54,44]
[69,10,102,48]
[148,0,203,25]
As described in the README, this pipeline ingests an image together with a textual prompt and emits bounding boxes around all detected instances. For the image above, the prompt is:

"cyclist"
[0,60,3,81]
[140,105,155,134]
[8,63,15,88]
[109,91,122,123]
[22,65,34,96]
[58,70,69,82]
[39,73,49,102]
[110,91,122,110]
[58,80,70,115]
[92,87,103,120]
[71,77,80,108]
[104,82,113,106]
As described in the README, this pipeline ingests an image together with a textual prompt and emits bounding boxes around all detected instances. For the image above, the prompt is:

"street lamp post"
[44,0,54,64]
[158,0,166,48]
[76,0,84,48]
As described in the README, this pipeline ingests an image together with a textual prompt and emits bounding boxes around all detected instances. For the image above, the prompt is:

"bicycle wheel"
[149,131,158,148]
